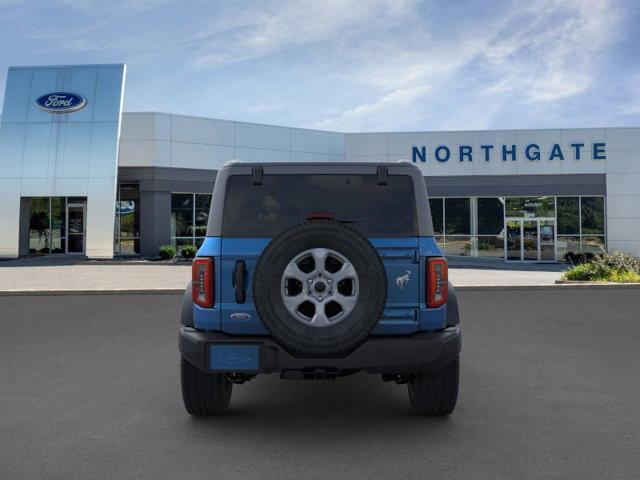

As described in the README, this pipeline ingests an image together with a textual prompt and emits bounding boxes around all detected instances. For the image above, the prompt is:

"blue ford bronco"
[179,161,461,416]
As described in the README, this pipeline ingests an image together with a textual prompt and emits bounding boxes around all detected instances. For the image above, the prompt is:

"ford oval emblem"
[35,92,87,114]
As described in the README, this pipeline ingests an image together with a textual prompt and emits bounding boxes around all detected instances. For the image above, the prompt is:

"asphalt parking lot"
[1,289,639,480]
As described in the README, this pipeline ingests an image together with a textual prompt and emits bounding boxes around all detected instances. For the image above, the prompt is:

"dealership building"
[1,63,639,261]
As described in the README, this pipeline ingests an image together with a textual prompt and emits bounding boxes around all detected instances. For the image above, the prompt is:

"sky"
[0,0,639,132]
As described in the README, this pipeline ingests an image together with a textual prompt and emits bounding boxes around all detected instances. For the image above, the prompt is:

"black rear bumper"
[179,326,461,375]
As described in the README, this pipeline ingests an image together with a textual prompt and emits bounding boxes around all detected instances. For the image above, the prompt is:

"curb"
[555,280,640,285]
[0,289,185,296]
[2,283,640,296]
[457,283,640,291]
[77,261,192,266]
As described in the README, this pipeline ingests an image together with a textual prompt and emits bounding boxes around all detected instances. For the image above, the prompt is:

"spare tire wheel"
[253,220,387,356]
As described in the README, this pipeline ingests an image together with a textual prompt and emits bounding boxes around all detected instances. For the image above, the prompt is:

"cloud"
[190,0,413,69]
[482,0,621,102]
[313,0,625,130]
[15,0,409,66]
[0,0,633,131]
[313,85,429,130]
[616,70,640,116]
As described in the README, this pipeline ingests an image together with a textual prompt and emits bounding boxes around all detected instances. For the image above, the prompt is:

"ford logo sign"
[35,92,87,114]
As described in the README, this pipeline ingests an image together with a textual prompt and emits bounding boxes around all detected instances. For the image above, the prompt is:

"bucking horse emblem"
[395,270,411,289]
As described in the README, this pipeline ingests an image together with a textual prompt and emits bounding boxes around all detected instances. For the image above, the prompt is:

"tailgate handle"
[234,261,247,304]
[379,250,420,263]
[382,309,419,320]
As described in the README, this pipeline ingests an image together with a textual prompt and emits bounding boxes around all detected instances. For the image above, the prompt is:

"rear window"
[222,174,417,236]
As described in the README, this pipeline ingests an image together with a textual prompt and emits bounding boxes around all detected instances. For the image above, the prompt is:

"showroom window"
[557,197,580,259]
[428,197,472,256]
[28,197,65,254]
[580,196,606,254]
[557,196,606,257]
[444,197,471,256]
[427,195,605,260]
[445,198,471,235]
[428,198,443,237]
[505,196,555,218]
[114,184,140,255]
[171,193,212,250]
[27,196,87,255]
[477,197,505,258]
[557,197,579,234]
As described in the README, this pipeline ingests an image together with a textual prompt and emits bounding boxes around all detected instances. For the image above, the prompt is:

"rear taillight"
[427,257,448,308]
[192,258,214,308]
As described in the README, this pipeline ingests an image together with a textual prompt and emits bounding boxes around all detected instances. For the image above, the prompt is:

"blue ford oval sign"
[35,92,87,114]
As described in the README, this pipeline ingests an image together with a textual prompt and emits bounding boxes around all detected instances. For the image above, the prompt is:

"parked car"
[179,161,461,416]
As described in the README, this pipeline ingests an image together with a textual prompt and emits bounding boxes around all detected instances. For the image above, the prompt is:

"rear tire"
[407,357,459,416]
[181,357,232,416]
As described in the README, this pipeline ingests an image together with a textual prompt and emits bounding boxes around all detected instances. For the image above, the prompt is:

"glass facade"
[428,198,472,256]
[428,195,606,260]
[28,198,56,254]
[505,196,555,218]
[477,198,505,258]
[171,193,212,250]
[23,191,606,261]
[27,197,86,255]
[114,184,140,255]
[557,196,605,257]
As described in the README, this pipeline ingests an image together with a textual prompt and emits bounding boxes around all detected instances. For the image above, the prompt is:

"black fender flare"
[446,281,459,327]
[181,281,194,327]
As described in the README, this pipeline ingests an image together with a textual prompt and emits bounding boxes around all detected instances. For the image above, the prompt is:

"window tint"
[477,198,504,235]
[170,193,211,249]
[222,174,417,236]
[477,235,504,258]
[557,197,579,234]
[445,198,470,235]
[29,197,51,254]
[114,184,141,255]
[171,194,193,237]
[505,196,555,218]
[194,194,212,237]
[581,197,605,234]
[429,198,443,235]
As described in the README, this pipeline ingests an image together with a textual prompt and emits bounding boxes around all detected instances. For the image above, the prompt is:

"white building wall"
[605,128,640,254]
[345,129,607,176]
[118,113,346,169]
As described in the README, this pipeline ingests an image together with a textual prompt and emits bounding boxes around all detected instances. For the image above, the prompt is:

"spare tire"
[253,220,387,356]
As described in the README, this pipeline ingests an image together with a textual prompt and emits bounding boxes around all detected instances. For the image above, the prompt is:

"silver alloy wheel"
[280,248,359,327]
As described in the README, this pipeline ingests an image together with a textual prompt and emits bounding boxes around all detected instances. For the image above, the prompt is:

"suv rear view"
[179,162,461,416]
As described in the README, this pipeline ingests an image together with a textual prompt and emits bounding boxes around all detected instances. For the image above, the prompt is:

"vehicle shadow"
[179,372,457,442]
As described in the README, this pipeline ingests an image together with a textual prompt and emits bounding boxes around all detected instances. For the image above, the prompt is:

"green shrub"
[608,270,640,283]
[181,244,197,259]
[563,250,640,282]
[594,250,640,273]
[563,263,595,281]
[159,244,177,260]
